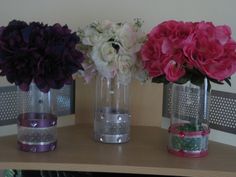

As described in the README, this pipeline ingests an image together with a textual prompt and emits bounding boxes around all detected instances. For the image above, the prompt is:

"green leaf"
[190,77,204,87]
[208,78,224,85]
[224,77,231,87]
[176,76,190,85]
[207,79,211,92]
[152,75,169,84]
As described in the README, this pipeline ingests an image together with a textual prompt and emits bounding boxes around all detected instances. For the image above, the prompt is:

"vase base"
[94,133,129,144]
[18,141,57,152]
[167,147,208,158]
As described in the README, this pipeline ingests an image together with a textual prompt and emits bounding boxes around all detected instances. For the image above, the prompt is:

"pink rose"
[215,25,231,45]
[141,20,193,80]
[149,20,180,39]
[141,20,236,83]
[199,41,236,80]
[164,60,186,82]
[149,20,195,52]
[184,22,236,81]
[199,57,236,81]
[184,36,224,67]
[141,39,164,77]
[182,34,197,69]
[195,22,215,38]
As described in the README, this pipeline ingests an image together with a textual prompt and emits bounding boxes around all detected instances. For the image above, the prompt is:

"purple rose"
[0,20,84,92]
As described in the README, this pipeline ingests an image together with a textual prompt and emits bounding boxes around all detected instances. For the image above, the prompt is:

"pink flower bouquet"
[141,20,236,88]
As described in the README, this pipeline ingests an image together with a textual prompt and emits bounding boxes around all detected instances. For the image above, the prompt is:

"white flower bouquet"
[78,19,147,84]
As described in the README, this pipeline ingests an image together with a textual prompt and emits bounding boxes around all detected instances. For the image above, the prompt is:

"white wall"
[0,0,236,92]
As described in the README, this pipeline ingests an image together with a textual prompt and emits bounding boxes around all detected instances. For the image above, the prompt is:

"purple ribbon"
[18,141,57,152]
[18,113,57,128]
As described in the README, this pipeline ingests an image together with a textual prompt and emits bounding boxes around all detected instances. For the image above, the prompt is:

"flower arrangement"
[0,20,84,92]
[141,20,236,88]
[78,19,147,84]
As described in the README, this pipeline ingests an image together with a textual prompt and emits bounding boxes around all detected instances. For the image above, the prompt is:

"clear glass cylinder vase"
[17,83,57,152]
[168,78,210,157]
[94,75,131,144]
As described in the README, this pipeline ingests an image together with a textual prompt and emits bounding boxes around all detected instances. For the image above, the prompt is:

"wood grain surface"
[0,124,235,177]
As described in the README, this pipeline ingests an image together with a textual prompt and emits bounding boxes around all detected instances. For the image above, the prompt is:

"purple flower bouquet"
[0,20,84,92]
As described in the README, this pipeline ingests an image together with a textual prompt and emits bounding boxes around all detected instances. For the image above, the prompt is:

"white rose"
[115,23,145,53]
[81,27,101,45]
[117,54,134,74]
[101,20,113,30]
[101,42,117,63]
[116,54,135,84]
[81,22,112,45]
[91,41,119,78]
